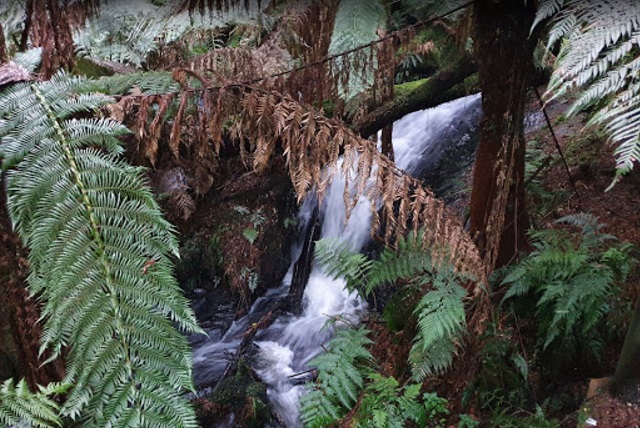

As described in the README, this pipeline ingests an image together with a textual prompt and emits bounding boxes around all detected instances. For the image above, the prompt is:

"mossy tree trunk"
[353,55,477,138]
[469,0,537,271]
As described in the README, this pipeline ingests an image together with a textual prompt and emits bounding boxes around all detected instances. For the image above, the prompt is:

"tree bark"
[380,124,394,161]
[0,22,7,64]
[0,182,65,391]
[353,55,477,138]
[469,0,537,271]
[20,0,76,78]
[611,296,640,401]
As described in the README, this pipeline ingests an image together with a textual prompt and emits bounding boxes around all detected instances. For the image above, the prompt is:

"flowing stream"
[191,94,482,427]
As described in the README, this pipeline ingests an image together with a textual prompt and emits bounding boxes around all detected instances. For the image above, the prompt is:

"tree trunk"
[0,183,65,390]
[21,0,76,78]
[469,0,537,271]
[611,296,640,401]
[0,22,7,64]
[353,55,477,138]
[380,124,394,161]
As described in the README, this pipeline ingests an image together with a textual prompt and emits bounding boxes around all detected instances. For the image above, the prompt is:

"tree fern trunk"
[20,0,75,78]
[611,296,640,401]
[0,22,7,64]
[469,0,536,271]
[0,184,64,391]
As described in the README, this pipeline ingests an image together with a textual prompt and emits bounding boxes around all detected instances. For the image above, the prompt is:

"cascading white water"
[252,93,482,427]
[188,94,481,426]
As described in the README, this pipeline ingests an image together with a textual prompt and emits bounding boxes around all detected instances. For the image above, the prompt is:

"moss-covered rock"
[194,363,274,428]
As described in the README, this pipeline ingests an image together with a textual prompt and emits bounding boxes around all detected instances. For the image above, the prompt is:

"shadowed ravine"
[190,94,482,427]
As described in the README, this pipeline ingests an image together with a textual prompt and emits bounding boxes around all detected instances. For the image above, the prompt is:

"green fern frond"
[555,213,615,248]
[410,269,467,380]
[314,233,470,383]
[537,0,640,180]
[554,212,600,233]
[0,72,201,427]
[74,10,170,67]
[13,48,43,73]
[409,335,457,382]
[532,0,566,30]
[0,379,67,428]
[329,0,386,55]
[315,238,373,294]
[300,327,373,428]
[328,0,386,99]
[501,215,632,362]
[402,0,471,21]
[368,234,437,289]
[80,71,180,95]
[0,2,25,38]
[315,232,456,296]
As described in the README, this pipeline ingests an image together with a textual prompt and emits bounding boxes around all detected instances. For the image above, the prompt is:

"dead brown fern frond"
[231,88,486,286]
[115,74,486,288]
[150,27,224,69]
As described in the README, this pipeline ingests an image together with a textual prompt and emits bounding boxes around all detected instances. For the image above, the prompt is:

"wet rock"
[194,363,275,428]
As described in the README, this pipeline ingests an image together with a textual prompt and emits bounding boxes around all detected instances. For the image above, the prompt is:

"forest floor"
[533,97,640,428]
[506,93,640,428]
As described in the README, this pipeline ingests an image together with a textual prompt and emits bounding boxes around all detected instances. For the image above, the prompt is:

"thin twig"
[533,87,582,203]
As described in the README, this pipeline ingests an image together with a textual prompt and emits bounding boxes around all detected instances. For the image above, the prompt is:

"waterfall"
[254,94,482,426]
[190,93,482,427]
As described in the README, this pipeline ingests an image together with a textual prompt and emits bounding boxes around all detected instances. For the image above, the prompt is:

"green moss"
[73,57,114,78]
[205,363,272,427]
[394,77,431,99]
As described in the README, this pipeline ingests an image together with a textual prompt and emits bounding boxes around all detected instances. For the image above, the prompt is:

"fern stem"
[31,83,137,406]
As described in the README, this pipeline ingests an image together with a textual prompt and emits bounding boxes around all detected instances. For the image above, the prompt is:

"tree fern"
[537,0,640,182]
[74,9,174,68]
[300,327,373,428]
[0,379,67,428]
[0,72,202,427]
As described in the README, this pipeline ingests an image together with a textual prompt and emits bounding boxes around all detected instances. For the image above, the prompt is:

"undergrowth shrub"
[357,375,446,428]
[0,379,67,428]
[490,406,560,428]
[524,139,568,223]
[501,213,636,367]
[464,323,530,413]
[300,327,479,428]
